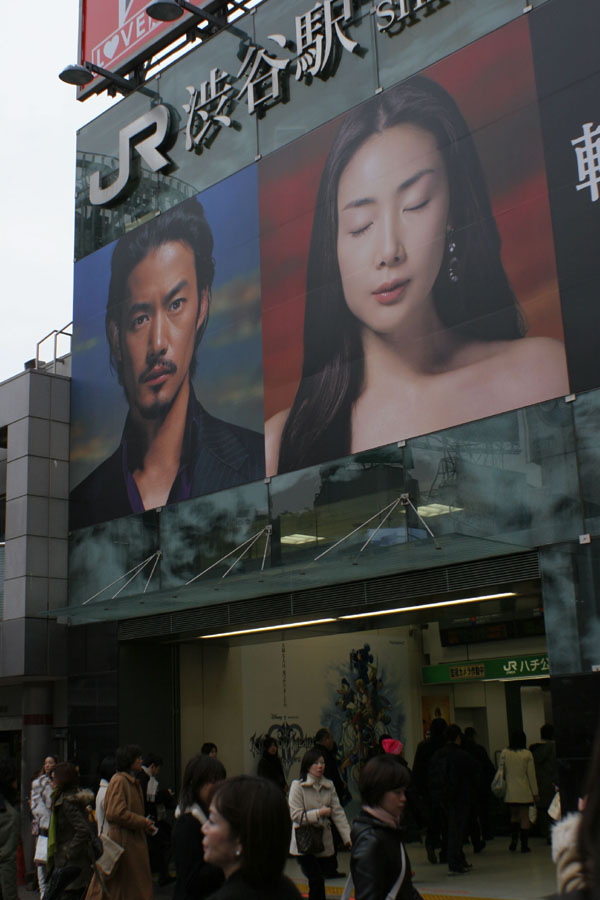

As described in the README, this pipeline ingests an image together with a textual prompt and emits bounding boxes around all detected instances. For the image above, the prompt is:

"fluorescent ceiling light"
[200,617,336,639]
[339,592,516,621]
[417,503,463,517]
[280,533,325,545]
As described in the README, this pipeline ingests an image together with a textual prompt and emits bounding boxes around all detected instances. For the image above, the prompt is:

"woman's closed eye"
[349,221,373,237]
[404,197,430,212]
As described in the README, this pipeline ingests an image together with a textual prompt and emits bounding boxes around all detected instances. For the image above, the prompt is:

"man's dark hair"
[540,723,554,740]
[212,776,291,886]
[314,728,331,745]
[105,198,215,383]
[359,755,410,807]
[446,724,462,744]
[116,744,143,772]
[98,755,116,783]
[143,753,163,768]
[463,727,477,741]
[201,742,217,756]
[178,753,226,813]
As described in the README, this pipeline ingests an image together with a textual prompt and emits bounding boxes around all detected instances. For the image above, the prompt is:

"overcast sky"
[0,2,116,384]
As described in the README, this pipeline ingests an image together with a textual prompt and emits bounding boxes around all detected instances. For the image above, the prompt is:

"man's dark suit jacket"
[70,388,265,531]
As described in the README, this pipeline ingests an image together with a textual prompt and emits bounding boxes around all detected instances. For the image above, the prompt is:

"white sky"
[0,2,116,383]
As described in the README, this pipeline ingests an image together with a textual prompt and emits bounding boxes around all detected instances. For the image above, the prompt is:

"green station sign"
[422,654,550,684]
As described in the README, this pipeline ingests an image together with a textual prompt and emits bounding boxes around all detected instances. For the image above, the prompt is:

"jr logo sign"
[89,106,172,205]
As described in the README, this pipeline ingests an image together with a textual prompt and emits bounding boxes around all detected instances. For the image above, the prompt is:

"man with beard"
[70,199,264,529]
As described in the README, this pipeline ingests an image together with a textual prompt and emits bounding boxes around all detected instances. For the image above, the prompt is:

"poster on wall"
[260,16,569,477]
[421,695,451,740]
[244,632,411,808]
[70,165,265,531]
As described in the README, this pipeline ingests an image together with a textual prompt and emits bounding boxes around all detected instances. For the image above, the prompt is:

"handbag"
[296,810,325,855]
[528,804,538,825]
[34,834,48,865]
[491,752,506,799]
[342,842,406,900]
[95,834,125,878]
[94,775,130,880]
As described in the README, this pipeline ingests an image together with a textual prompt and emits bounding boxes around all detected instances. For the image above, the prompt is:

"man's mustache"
[139,357,177,383]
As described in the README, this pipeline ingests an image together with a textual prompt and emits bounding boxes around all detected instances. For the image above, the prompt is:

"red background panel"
[259,17,564,422]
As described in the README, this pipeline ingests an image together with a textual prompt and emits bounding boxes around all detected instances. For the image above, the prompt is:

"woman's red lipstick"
[372,279,409,304]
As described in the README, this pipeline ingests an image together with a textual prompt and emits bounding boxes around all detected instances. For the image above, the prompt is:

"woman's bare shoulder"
[504,336,568,389]
[264,408,290,476]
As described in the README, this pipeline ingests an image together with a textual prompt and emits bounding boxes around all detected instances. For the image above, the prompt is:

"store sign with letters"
[422,655,550,683]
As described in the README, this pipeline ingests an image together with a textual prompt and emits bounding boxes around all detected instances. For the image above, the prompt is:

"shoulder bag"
[491,751,506,800]
[295,784,324,855]
[95,776,131,882]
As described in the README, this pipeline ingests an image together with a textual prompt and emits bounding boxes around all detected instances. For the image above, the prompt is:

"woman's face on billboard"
[336,123,449,340]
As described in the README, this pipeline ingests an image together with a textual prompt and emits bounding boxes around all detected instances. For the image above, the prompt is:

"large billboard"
[70,0,600,532]
[70,165,264,531]
[261,16,568,475]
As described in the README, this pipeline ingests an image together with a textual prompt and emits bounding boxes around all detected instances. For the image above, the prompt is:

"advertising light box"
[70,0,600,533]
[77,0,212,99]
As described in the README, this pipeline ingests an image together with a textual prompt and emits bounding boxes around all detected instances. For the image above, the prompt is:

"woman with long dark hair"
[266,75,567,474]
[172,753,226,900]
[201,775,301,898]
[257,737,286,792]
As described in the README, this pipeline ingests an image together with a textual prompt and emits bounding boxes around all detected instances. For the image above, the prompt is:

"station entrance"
[175,576,557,899]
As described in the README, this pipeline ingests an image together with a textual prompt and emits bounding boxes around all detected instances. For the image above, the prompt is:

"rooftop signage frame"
[76,0,254,100]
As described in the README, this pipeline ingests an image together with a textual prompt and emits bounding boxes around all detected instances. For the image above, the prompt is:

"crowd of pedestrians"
[0,716,593,900]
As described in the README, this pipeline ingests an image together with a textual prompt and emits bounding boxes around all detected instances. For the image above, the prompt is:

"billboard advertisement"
[70,165,264,531]
[261,17,569,476]
[70,0,600,532]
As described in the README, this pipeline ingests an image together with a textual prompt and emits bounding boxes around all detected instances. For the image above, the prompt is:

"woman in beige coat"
[288,747,351,900]
[86,745,154,900]
[501,730,539,854]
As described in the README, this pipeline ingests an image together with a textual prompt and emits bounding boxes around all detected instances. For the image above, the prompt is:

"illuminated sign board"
[77,0,212,100]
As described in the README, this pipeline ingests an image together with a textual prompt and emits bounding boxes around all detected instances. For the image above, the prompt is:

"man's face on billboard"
[111,241,207,420]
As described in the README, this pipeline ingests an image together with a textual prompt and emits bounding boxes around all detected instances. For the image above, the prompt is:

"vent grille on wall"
[118,550,539,642]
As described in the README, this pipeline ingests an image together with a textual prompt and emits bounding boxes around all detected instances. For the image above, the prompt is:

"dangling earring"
[235,849,241,857]
[447,226,458,284]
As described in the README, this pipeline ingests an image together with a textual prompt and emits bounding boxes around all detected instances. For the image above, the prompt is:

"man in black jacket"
[429,724,477,875]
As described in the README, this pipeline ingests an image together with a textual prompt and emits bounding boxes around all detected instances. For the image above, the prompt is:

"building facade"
[2,0,598,826]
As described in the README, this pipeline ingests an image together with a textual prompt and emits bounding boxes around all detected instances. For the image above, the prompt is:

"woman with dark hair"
[501,730,539,854]
[172,753,226,900]
[266,75,567,474]
[201,742,218,758]
[47,762,96,899]
[349,755,422,900]
[288,747,351,900]
[257,737,286,792]
[552,726,600,898]
[85,745,154,900]
[201,775,302,898]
